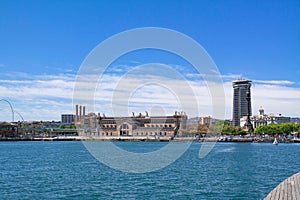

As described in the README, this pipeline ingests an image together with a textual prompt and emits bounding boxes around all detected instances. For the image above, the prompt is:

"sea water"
[1,141,299,199]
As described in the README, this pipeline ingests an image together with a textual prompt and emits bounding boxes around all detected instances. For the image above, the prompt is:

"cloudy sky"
[0,0,299,121]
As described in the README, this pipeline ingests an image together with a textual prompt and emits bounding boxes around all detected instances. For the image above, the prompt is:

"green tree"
[59,124,65,129]
[218,121,248,135]
[280,123,293,134]
[236,127,247,135]
[34,125,42,129]
[266,123,279,136]
[255,123,296,136]
[255,125,265,134]
[221,124,233,135]
[293,123,300,133]
[70,125,76,129]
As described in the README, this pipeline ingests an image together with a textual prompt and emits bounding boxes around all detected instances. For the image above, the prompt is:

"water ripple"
[1,142,300,199]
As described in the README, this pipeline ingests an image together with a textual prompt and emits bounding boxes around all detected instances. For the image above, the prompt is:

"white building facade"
[240,107,290,129]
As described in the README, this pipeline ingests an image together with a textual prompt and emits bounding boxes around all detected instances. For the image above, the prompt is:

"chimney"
[75,105,78,122]
[79,105,82,120]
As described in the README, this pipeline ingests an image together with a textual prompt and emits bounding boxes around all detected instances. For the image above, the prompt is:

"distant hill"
[291,118,300,123]
[187,117,199,125]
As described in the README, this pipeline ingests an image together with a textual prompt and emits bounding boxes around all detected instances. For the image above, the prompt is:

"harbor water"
[1,141,299,199]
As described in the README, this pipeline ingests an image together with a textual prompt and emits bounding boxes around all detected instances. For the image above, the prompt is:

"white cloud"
[0,70,299,122]
[252,84,300,117]
[253,80,295,85]
[0,73,76,121]
[221,73,243,81]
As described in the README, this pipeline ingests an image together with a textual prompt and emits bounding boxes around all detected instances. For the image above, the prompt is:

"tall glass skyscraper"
[232,80,252,127]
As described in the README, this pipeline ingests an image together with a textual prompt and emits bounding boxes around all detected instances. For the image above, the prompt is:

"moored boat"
[293,138,300,143]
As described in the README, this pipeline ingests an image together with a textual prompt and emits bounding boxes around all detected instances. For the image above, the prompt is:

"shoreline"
[0,136,299,143]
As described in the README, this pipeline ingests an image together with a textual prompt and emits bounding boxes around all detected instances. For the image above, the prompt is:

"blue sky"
[0,0,300,121]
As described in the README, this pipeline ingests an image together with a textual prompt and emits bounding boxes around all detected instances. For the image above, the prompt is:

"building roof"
[0,122,17,127]
[232,79,252,85]
[99,116,179,124]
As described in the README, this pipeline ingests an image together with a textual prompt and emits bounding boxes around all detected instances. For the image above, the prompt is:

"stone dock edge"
[0,136,299,143]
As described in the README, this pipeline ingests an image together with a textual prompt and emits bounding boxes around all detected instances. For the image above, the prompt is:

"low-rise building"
[199,116,216,125]
[0,122,18,137]
[79,111,188,138]
[240,107,290,129]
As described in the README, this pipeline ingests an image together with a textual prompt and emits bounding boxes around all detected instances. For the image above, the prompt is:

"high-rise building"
[232,80,252,127]
[61,114,75,125]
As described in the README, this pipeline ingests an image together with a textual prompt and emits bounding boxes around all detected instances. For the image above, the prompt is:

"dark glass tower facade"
[232,80,252,127]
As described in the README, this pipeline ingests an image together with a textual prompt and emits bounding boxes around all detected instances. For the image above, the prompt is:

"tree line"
[210,121,300,136]
[255,122,300,136]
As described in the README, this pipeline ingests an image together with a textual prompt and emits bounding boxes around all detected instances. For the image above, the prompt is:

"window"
[120,123,130,135]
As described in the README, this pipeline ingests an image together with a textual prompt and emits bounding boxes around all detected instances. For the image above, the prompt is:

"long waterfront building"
[79,111,188,138]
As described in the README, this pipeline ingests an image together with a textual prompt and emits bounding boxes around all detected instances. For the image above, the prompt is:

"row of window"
[145,124,174,128]
[90,131,172,136]
[102,124,117,128]
[135,132,170,136]
[101,124,175,128]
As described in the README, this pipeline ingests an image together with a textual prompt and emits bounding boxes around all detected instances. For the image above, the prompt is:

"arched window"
[120,123,130,135]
